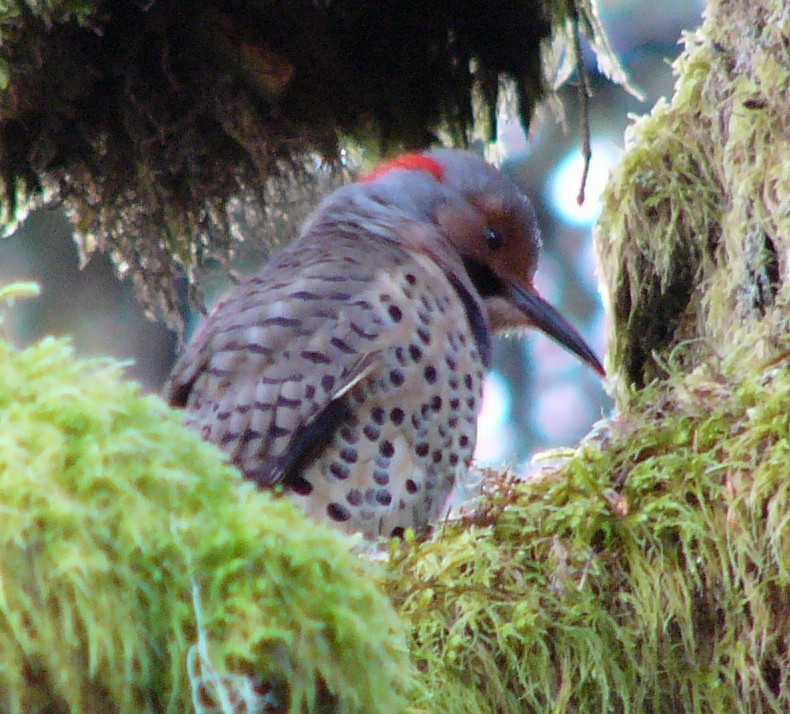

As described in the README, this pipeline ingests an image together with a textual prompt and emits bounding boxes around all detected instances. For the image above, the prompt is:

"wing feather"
[165,237,430,486]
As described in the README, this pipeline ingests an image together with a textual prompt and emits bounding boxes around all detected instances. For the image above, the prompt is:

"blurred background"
[0,0,705,471]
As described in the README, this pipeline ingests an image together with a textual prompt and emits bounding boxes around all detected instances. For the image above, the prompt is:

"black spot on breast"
[390,407,404,425]
[388,305,403,322]
[415,443,430,457]
[363,424,380,441]
[340,447,358,463]
[376,489,393,506]
[352,389,366,405]
[346,489,363,506]
[330,462,349,480]
[339,425,359,444]
[327,502,352,522]
[371,407,385,424]
[424,366,437,384]
[379,440,395,458]
[406,479,419,494]
[390,369,405,387]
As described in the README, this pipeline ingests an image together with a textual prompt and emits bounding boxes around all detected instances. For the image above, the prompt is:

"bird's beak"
[508,282,606,376]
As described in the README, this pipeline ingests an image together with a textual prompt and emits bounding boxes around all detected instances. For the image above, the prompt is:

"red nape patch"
[360,153,445,184]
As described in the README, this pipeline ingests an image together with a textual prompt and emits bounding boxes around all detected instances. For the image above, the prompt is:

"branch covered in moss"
[385,346,790,712]
[596,0,789,394]
[0,321,412,713]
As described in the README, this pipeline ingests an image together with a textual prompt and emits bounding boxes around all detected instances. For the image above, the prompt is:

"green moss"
[596,0,790,396]
[0,328,411,713]
[388,351,790,712]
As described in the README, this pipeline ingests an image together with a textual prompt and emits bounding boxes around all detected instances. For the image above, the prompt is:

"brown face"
[444,161,605,377]
[367,149,605,376]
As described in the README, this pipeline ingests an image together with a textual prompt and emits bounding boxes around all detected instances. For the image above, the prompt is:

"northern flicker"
[166,150,604,539]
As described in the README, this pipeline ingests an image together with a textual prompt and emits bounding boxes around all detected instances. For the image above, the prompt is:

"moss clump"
[0,1,636,331]
[0,0,553,329]
[387,347,790,713]
[0,330,410,713]
[596,0,790,395]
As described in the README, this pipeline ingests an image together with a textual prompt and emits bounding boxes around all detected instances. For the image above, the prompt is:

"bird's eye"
[486,229,504,251]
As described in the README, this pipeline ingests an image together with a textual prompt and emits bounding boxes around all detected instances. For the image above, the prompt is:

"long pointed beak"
[509,283,606,376]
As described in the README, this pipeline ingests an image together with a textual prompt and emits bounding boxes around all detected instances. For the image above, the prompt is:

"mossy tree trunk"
[596,0,789,395]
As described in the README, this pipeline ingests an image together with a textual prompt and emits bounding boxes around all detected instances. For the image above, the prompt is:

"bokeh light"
[548,141,622,226]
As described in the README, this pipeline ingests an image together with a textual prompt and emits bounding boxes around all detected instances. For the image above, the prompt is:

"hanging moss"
[0,0,552,329]
[0,313,411,713]
[386,345,790,712]
[0,0,633,331]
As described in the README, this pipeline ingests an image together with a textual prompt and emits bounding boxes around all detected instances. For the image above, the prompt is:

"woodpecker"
[166,150,604,539]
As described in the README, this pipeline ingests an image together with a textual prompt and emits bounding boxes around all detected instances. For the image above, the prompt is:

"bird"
[165,149,605,540]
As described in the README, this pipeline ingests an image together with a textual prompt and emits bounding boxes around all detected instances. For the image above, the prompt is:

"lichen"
[0,319,411,713]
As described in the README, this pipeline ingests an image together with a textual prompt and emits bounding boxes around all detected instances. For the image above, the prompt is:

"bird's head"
[359,149,605,376]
